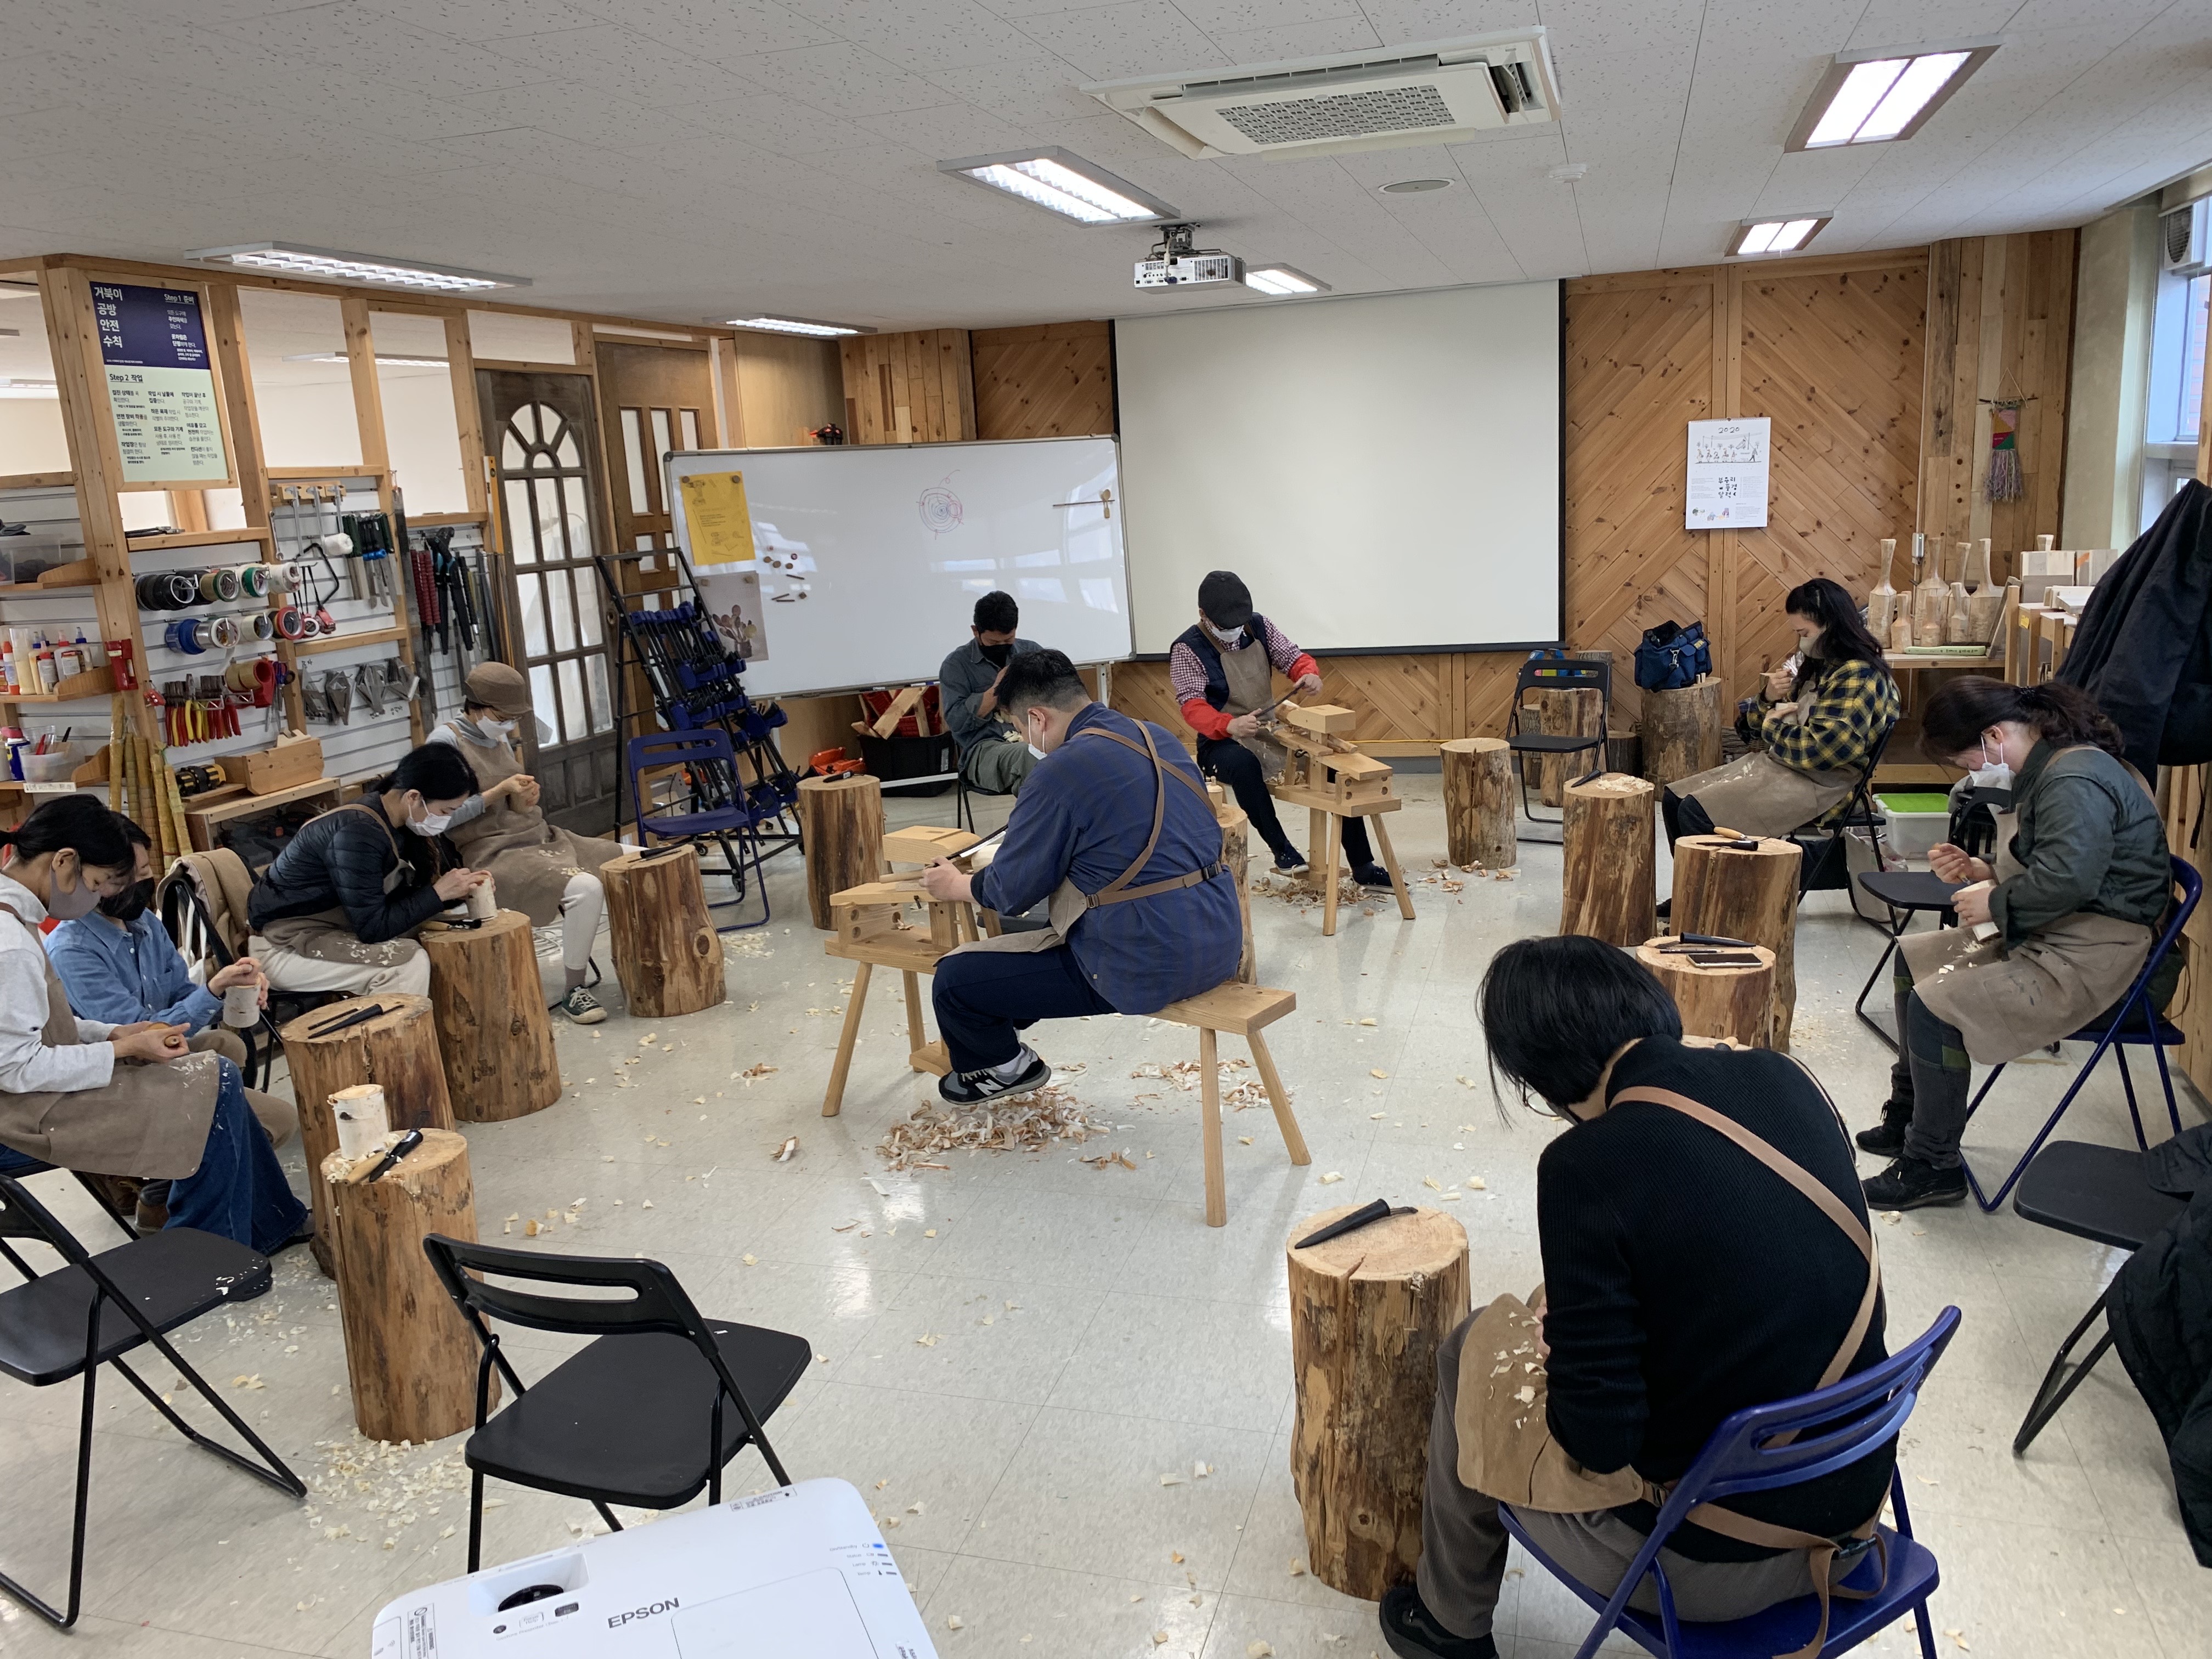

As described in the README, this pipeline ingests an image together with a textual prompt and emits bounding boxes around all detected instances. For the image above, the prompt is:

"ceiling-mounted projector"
[1135,222,1243,290]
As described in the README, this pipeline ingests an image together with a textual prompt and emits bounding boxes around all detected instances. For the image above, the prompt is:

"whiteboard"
[666,438,1131,699]
[1116,281,1562,653]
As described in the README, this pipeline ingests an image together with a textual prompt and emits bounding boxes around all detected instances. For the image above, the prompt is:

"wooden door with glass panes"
[476,370,618,834]
[594,339,718,725]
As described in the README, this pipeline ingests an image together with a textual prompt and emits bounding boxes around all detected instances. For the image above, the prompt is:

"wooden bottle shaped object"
[1865,538,1899,636]
[1965,537,2004,642]
[1910,533,1948,647]
[1945,543,1974,642]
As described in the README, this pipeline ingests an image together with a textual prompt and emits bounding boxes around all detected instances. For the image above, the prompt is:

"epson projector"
[1135,223,1242,290]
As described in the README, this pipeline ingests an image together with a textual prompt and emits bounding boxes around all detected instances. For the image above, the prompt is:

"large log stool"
[324,1128,493,1443]
[420,913,561,1123]
[1216,803,1257,984]
[1532,685,1605,805]
[280,995,452,1272]
[1560,773,1656,946]
[1149,983,1308,1227]
[1671,834,1803,1047]
[1288,1205,1470,1599]
[1440,737,1514,868]
[797,774,884,929]
[603,844,727,1018]
[1639,675,1726,787]
[1634,936,1775,1048]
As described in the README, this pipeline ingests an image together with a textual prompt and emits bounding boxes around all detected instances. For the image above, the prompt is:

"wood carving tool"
[363,1127,425,1183]
[1294,1199,1415,1250]
[307,1002,386,1039]
[1678,931,1754,948]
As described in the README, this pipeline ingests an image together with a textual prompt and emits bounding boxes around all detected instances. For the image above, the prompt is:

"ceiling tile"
[1205,16,1389,63]
[1012,1,1234,80]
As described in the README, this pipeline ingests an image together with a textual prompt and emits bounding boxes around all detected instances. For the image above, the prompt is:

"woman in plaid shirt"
[1661,578,1900,849]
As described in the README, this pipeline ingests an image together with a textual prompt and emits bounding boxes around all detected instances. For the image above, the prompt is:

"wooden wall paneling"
[441,313,489,521]
[727,332,844,448]
[839,331,977,445]
[972,321,1116,439]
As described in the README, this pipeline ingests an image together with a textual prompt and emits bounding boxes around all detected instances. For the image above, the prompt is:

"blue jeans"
[932,944,1116,1074]
[0,1059,306,1255]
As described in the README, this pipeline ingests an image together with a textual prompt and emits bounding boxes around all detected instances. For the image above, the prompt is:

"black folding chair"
[422,1237,812,1571]
[1790,722,1897,919]
[1504,657,1610,831]
[956,765,1018,833]
[2009,1141,2188,1454]
[1849,871,1962,1053]
[0,1174,303,1628]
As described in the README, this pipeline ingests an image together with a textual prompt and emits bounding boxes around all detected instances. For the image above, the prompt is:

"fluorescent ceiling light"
[188,242,527,292]
[939,149,1176,225]
[1244,264,1330,296]
[723,316,872,338]
[1788,42,1995,151]
[283,352,449,368]
[1728,216,1831,257]
[0,379,59,399]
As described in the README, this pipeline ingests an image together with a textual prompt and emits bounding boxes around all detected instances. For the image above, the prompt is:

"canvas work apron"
[442,721,624,924]
[0,905,220,1180]
[1899,785,2153,1066]
[1676,748,1858,839]
[255,805,433,969]
[1216,636,1290,783]
[949,723,1224,960]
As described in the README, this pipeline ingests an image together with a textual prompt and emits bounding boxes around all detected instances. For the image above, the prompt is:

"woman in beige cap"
[428,663,625,1023]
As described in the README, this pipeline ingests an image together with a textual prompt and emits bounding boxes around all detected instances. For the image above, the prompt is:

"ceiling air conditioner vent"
[1086,30,1559,162]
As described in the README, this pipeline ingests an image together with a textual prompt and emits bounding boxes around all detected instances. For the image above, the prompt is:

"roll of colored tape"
[207,567,241,602]
[165,570,200,608]
[135,573,172,611]
[235,563,267,596]
[273,607,308,641]
[164,618,208,655]
[208,616,240,649]
[247,611,273,641]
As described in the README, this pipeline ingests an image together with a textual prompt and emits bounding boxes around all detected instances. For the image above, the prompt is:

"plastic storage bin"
[1876,791,1950,860]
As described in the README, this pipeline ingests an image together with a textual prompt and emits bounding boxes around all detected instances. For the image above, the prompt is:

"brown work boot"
[135,1178,171,1232]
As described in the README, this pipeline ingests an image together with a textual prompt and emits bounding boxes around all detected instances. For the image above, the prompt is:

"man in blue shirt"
[919,650,1240,1102]
[48,817,296,1151]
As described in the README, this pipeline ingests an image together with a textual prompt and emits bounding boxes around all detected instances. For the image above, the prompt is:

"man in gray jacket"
[940,590,1043,795]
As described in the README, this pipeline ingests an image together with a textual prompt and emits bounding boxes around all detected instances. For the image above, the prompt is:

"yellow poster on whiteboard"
[679,470,755,566]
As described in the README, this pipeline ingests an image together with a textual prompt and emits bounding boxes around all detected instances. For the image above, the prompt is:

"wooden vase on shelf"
[1865,538,1899,638]
[1945,543,1974,644]
[1965,538,2004,643]
[1910,534,1948,648]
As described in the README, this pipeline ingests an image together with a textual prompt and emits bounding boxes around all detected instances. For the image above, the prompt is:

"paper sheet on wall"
[1685,417,1769,529]
[679,469,756,566]
[91,282,229,484]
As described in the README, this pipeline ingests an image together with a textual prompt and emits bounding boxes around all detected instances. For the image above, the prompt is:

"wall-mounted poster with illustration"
[695,566,769,663]
[90,282,230,484]
[1685,417,1769,529]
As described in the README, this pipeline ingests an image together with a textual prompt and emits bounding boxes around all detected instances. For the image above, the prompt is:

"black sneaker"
[1655,896,1673,920]
[938,1047,1051,1105]
[1380,1583,1498,1659]
[1352,864,1394,889]
[1862,1155,1968,1211]
[1274,849,1310,874]
[1855,1101,1912,1158]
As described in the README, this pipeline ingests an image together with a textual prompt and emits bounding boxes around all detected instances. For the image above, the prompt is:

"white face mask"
[1966,739,2012,792]
[1205,618,1245,645]
[476,713,517,740]
[410,800,455,837]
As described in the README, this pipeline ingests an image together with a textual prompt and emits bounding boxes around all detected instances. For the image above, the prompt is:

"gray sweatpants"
[964,736,1037,795]
[1417,1312,1816,1639]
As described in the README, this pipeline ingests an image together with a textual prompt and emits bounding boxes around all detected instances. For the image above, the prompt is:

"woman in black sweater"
[1384,936,1894,1659]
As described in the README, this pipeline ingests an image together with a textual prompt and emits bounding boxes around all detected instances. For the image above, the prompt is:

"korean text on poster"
[1685,417,1769,529]
[90,283,229,484]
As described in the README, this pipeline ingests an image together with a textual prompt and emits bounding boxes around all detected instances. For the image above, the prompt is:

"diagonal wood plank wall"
[973,321,1115,439]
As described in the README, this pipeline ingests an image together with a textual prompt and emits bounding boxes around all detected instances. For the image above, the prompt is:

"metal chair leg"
[2013,1289,2116,1455]
[2114,1042,2148,1152]
[1853,926,1908,1053]
[2152,1026,2185,1140]
[468,1470,485,1572]
[1965,1039,2111,1214]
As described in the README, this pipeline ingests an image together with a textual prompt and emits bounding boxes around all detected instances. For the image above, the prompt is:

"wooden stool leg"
[822,961,872,1118]
[1322,812,1342,938]
[902,969,925,1052]
[1308,807,1324,875]
[1248,1029,1310,1166]
[1371,814,1415,921]
[1200,1026,1227,1227]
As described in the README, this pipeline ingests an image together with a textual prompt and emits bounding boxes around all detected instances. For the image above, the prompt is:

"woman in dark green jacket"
[1862,678,2172,1210]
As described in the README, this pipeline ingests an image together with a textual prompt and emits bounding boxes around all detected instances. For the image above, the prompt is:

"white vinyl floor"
[0,772,2206,1657]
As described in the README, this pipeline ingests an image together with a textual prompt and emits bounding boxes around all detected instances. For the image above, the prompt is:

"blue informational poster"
[89,281,229,483]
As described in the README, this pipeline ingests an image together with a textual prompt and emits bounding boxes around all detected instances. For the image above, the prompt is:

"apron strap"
[1071,725,1223,909]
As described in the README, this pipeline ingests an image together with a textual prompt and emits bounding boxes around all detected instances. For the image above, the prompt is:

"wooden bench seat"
[1151,982,1310,1226]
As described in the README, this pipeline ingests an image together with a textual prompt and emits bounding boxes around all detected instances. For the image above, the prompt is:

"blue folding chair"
[626,729,772,932]
[1960,856,2200,1213]
[1501,1306,1960,1659]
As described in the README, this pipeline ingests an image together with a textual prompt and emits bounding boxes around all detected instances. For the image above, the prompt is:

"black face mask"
[977,641,1012,667]
[100,878,155,923]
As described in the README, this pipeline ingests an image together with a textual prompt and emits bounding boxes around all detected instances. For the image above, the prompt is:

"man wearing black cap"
[1170,571,1392,887]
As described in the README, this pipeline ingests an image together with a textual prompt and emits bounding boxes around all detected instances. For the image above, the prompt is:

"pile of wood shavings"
[877,1083,1106,1170]
[1129,1057,1282,1108]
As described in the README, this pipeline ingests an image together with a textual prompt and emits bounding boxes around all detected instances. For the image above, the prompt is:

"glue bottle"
[0,636,15,695]
[32,634,58,695]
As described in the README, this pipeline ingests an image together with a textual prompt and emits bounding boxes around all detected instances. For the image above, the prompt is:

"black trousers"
[932,944,1116,1073]
[1196,735,1373,867]
[1660,785,1716,850]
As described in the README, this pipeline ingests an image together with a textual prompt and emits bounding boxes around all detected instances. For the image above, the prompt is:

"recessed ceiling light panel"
[939,149,1177,225]
[1786,41,1996,151]
[723,316,874,338]
[1243,264,1331,296]
[0,379,59,399]
[284,352,449,368]
[188,242,527,292]
[1380,178,1453,194]
[1728,215,1833,257]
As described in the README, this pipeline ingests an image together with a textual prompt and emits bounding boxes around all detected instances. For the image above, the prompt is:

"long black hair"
[1479,934,1682,1115]
[0,794,132,870]
[1785,577,1891,695]
[375,742,477,804]
[1920,676,2125,763]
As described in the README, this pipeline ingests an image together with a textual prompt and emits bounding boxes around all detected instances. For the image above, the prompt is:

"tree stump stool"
[603,844,727,1018]
[323,1128,492,1443]
[1150,982,1308,1226]
[797,774,884,930]
[280,995,451,1274]
[1561,774,1656,946]
[1671,834,1803,1047]
[1288,1205,1470,1600]
[1639,676,1725,787]
[1217,803,1257,984]
[1533,687,1605,805]
[1440,737,1515,870]
[1634,937,1776,1047]
[420,913,561,1123]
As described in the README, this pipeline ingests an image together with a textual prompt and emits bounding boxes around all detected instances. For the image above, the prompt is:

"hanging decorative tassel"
[1985,399,2026,503]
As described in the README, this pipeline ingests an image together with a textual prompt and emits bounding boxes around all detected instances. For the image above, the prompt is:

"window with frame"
[2142,240,2210,532]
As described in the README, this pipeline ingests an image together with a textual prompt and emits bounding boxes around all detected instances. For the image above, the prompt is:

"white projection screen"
[1116,281,1562,653]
